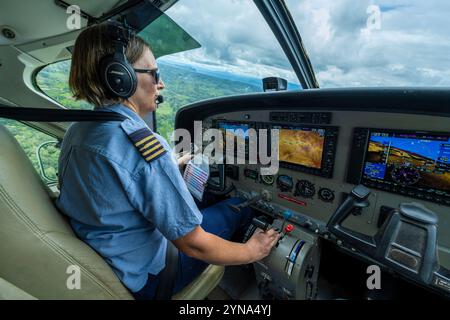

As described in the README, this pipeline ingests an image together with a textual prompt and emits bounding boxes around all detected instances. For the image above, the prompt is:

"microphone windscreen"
[156,95,164,104]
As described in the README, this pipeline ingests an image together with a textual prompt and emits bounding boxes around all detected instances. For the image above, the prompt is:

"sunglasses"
[133,68,161,84]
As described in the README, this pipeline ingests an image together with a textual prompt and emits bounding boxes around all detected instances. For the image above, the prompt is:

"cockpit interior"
[0,0,449,301]
[176,88,450,300]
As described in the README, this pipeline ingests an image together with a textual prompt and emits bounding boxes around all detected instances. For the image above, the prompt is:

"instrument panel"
[214,118,450,206]
[174,88,450,298]
[201,109,450,298]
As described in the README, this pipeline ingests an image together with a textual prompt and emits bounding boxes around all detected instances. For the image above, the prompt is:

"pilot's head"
[69,23,165,117]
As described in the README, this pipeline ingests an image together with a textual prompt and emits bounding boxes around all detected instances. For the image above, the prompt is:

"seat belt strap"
[155,241,179,300]
[0,105,127,122]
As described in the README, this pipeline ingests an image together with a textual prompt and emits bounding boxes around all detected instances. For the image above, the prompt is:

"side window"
[36,60,93,110]
[0,119,60,185]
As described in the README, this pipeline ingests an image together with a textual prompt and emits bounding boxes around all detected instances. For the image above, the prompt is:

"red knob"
[285,224,294,233]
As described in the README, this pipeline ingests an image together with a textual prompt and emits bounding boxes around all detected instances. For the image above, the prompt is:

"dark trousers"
[133,197,253,300]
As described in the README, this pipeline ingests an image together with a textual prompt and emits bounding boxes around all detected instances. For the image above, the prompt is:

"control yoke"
[327,185,371,228]
[326,185,377,254]
[327,185,444,287]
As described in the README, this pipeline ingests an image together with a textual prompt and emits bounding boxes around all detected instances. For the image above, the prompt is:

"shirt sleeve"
[125,152,203,241]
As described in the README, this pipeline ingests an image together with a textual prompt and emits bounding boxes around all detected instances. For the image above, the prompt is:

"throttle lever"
[251,217,270,232]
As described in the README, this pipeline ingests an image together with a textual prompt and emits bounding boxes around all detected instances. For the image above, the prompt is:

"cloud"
[287,0,450,87]
[161,0,299,83]
[161,0,450,88]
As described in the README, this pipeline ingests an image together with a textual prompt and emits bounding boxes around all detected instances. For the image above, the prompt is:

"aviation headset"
[99,22,138,99]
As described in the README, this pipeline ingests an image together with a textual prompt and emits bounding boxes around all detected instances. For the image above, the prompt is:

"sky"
[161,0,299,85]
[161,0,450,88]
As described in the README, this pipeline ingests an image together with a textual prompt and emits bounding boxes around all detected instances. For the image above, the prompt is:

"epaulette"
[128,128,167,162]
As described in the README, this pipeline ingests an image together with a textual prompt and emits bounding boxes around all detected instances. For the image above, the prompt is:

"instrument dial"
[261,175,274,186]
[277,175,294,192]
[318,188,335,202]
[295,180,316,198]
[391,165,420,186]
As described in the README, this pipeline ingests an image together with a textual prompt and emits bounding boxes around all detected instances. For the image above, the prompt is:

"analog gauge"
[318,188,335,203]
[295,180,316,198]
[277,175,294,192]
[391,165,420,186]
[261,175,274,186]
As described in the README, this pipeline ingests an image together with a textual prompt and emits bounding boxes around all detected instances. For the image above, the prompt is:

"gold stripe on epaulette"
[145,148,166,162]
[142,143,163,157]
[139,137,158,152]
[135,135,153,147]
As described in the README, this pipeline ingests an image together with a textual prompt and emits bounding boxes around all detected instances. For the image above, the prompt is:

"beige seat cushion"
[173,264,224,300]
[0,277,37,300]
[0,125,133,299]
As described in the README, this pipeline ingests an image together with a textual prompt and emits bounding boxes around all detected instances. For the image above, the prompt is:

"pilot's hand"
[245,228,280,263]
[177,152,193,170]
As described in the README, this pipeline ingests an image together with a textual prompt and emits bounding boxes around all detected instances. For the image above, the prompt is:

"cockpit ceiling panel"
[0,0,123,46]
[65,0,178,18]
[64,0,126,18]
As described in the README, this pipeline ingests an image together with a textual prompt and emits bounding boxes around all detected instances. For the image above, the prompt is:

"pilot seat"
[0,124,224,299]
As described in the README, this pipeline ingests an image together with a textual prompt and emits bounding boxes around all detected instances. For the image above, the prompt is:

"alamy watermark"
[366,265,381,290]
[361,5,382,39]
[66,265,81,290]
[366,5,382,31]
[66,5,82,30]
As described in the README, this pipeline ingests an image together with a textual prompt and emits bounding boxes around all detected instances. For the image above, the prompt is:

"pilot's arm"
[125,148,279,265]
[173,224,280,265]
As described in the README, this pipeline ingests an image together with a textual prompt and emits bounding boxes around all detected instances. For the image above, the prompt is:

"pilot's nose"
[157,79,165,90]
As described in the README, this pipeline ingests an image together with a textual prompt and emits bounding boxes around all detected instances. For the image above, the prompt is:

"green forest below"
[4,60,262,183]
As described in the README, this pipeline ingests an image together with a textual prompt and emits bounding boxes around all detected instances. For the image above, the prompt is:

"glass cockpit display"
[212,120,338,178]
[278,127,326,169]
[218,122,250,141]
[216,121,252,161]
[362,130,450,198]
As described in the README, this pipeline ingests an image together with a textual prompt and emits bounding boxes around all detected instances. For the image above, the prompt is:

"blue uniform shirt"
[55,103,203,292]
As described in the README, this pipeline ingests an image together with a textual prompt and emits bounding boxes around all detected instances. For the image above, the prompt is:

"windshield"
[36,0,299,139]
[155,0,299,139]
[286,0,450,87]
[159,0,299,87]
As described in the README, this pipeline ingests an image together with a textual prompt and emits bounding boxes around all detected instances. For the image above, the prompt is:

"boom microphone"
[156,95,164,105]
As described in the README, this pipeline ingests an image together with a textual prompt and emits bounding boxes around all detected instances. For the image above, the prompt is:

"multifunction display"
[348,128,450,205]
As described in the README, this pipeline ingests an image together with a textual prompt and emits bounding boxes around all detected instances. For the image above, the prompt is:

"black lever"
[326,185,377,254]
[327,185,371,228]
[228,194,263,213]
[251,217,270,232]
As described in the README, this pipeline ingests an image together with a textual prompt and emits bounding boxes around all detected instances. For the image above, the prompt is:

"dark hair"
[69,23,150,108]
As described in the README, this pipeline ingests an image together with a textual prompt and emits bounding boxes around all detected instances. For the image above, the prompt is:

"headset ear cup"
[99,54,137,99]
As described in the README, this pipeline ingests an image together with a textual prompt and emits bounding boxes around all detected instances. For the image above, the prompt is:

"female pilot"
[56,22,279,299]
